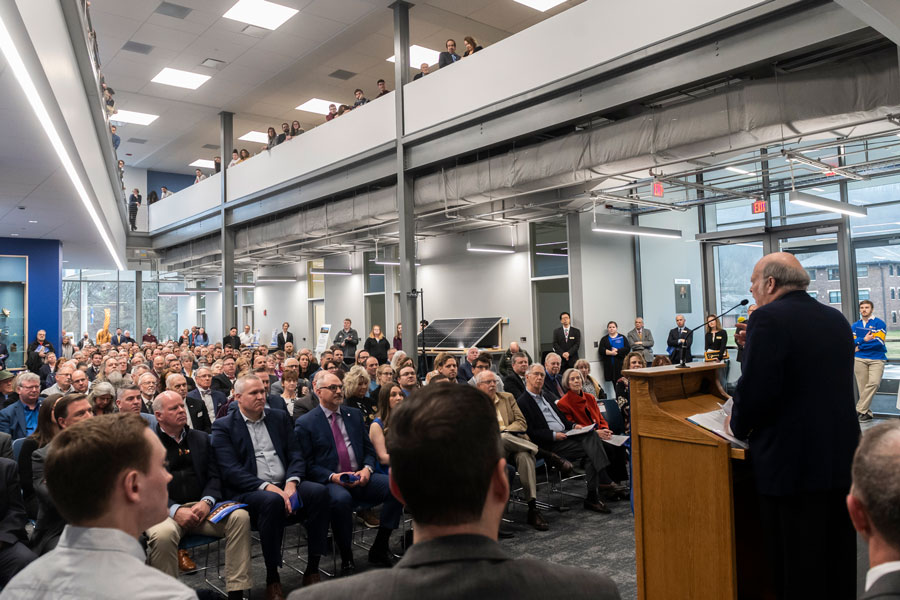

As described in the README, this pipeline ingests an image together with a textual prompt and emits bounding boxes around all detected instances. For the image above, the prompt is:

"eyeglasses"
[319,384,342,393]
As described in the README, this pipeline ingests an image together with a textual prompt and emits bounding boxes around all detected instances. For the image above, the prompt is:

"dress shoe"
[178,549,197,572]
[340,560,356,577]
[302,572,321,587]
[597,483,630,501]
[368,547,395,568]
[356,507,380,529]
[527,508,549,531]
[264,582,285,600]
[548,453,574,476]
[583,498,612,514]
[858,413,873,422]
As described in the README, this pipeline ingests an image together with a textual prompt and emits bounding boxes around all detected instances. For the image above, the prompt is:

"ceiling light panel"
[111,110,159,126]
[151,67,211,90]
[387,45,440,67]
[238,130,269,144]
[223,0,298,31]
[295,98,341,115]
[513,0,568,11]
[189,159,215,168]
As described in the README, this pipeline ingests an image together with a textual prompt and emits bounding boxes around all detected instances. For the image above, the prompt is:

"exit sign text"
[751,200,767,214]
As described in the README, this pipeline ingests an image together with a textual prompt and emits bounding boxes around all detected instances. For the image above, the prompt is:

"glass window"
[531,220,568,277]
[857,265,868,278]
[827,268,840,281]
[893,289,896,300]
[117,281,136,336]
[158,282,180,341]
[894,312,897,324]
[808,291,818,299]
[364,251,385,294]
[806,268,816,281]
[308,260,324,298]
[829,291,841,304]
[859,289,870,301]
[62,281,81,340]
[142,280,159,335]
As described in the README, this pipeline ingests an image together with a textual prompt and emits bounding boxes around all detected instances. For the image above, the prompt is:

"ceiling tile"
[303,0,379,25]
[131,22,200,53]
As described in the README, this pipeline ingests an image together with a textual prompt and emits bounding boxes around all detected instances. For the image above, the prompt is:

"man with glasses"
[295,372,403,576]
[70,370,89,395]
[467,353,505,393]
[188,367,227,421]
[271,358,301,396]
[397,365,418,395]
[138,372,158,414]
[40,364,74,398]
[516,364,615,514]
[0,373,42,439]
[475,370,547,531]
[166,373,211,434]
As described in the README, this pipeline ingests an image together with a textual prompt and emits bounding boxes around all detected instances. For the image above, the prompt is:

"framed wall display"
[674,278,692,314]
[0,256,28,369]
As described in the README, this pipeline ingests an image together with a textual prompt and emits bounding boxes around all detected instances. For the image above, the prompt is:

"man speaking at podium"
[729,252,859,600]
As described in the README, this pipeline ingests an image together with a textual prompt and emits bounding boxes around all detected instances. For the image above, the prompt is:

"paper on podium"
[686,409,749,449]
[564,423,597,437]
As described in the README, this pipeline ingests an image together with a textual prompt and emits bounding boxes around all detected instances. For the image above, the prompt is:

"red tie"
[330,413,352,473]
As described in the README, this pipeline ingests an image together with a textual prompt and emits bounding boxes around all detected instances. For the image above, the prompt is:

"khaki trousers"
[502,432,538,502]
[146,503,252,592]
[854,357,884,416]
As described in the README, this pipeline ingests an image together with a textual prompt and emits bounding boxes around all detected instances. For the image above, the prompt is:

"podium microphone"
[675,299,749,369]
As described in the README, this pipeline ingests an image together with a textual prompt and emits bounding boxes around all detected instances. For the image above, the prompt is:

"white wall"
[176,295,196,340]
[638,209,704,360]
[149,174,220,231]
[252,263,310,347]
[323,254,365,344]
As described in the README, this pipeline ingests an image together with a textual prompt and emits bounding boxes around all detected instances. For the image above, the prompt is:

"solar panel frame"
[416,317,503,350]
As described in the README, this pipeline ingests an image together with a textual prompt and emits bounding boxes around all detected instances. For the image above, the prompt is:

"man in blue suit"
[730,253,860,600]
[188,367,228,421]
[0,373,41,440]
[211,375,329,597]
[295,371,403,576]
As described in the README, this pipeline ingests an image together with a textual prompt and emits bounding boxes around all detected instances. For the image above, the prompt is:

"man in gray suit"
[288,384,620,600]
[848,421,900,599]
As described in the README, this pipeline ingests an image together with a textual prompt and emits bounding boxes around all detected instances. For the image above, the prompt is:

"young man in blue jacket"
[853,299,887,422]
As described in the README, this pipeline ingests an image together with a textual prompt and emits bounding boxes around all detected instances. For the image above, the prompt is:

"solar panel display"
[416,317,502,350]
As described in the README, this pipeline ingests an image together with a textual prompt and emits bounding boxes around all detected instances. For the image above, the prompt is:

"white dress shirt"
[197,386,216,419]
[2,526,196,599]
[866,560,900,591]
[239,409,299,489]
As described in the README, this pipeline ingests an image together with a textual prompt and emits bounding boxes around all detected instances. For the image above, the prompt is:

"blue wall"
[0,238,62,357]
[147,170,196,196]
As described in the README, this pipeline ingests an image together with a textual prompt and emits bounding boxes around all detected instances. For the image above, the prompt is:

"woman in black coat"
[704,315,728,361]
[599,320,631,383]
[363,325,391,365]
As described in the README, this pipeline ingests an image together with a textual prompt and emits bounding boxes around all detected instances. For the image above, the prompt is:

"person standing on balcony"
[854,299,887,422]
[194,169,206,184]
[128,188,141,232]
[439,39,460,68]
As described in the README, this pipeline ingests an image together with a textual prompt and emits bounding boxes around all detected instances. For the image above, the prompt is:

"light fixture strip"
[0,10,124,269]
[592,223,682,239]
[783,151,868,181]
[788,191,868,218]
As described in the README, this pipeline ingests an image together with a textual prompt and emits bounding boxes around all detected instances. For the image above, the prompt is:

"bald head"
[750,252,810,307]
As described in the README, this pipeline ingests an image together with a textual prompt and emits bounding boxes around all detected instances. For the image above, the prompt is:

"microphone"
[675,299,749,369]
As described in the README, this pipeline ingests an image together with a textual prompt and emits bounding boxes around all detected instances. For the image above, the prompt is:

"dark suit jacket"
[0,458,29,546]
[863,570,900,599]
[211,408,305,498]
[184,395,212,434]
[295,405,376,483]
[277,331,293,351]
[666,327,693,362]
[223,335,241,350]
[156,426,221,508]
[111,334,126,346]
[187,388,228,418]
[31,444,65,554]
[226,394,288,416]
[0,431,11,460]
[516,390,574,449]
[292,394,319,420]
[0,401,36,441]
[285,534,620,600]
[211,374,235,394]
[552,326,581,366]
[503,374,527,400]
[541,374,565,402]
[731,290,859,496]
[438,51,460,68]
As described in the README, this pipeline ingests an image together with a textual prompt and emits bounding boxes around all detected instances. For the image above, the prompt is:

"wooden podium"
[625,362,773,600]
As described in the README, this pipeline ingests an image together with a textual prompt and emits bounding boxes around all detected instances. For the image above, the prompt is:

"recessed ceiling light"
[387,45,440,67]
[725,166,752,175]
[189,159,215,169]
[812,187,825,192]
[223,0,298,30]
[9,233,18,237]
[151,67,211,90]
[27,220,37,223]
[111,110,159,126]
[238,130,268,144]
[295,98,341,115]
[513,0,567,11]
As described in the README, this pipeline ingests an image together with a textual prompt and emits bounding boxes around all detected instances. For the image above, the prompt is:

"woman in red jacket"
[557,368,630,491]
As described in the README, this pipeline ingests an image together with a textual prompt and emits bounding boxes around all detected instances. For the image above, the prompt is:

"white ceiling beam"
[835,0,900,45]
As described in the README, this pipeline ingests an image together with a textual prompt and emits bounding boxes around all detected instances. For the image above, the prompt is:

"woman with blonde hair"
[343,365,375,424]
[364,325,391,365]
[88,381,116,415]
[573,358,606,399]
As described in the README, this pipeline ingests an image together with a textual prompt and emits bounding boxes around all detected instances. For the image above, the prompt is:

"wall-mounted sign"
[751,199,767,214]
[674,279,691,314]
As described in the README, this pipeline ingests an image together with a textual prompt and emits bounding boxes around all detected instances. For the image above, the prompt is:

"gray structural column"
[220,111,235,334]
[135,270,142,336]
[391,1,419,366]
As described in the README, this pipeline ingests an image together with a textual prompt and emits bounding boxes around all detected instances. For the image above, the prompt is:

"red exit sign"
[651,181,664,198]
[751,199,767,214]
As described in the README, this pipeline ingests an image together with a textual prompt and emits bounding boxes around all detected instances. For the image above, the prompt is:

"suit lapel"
[232,414,255,475]
[342,407,362,461]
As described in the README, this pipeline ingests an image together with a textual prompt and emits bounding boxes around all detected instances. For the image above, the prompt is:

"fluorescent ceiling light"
[238,130,269,144]
[184,287,219,293]
[782,151,867,181]
[189,159,215,169]
[0,13,124,270]
[535,252,568,257]
[295,98,341,115]
[592,222,682,239]
[223,0,298,30]
[387,44,440,67]
[466,242,515,254]
[256,276,297,283]
[158,291,189,297]
[811,188,825,192]
[234,283,255,288]
[373,258,421,266]
[309,268,352,276]
[725,166,752,175]
[788,191,867,218]
[513,0,567,11]
[535,240,566,246]
[151,67,210,90]
[110,110,159,126]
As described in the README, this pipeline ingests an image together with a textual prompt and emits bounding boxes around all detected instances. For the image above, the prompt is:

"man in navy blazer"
[295,371,403,575]
[211,375,329,595]
[188,367,228,421]
[730,253,859,600]
[0,373,42,440]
